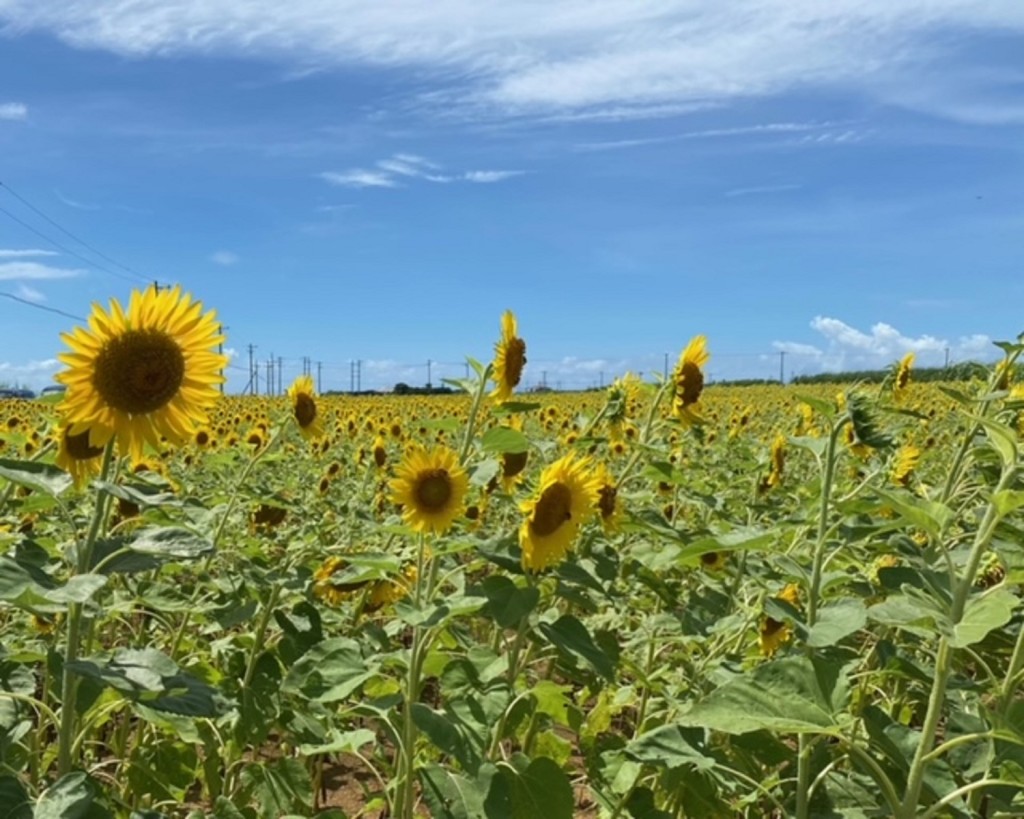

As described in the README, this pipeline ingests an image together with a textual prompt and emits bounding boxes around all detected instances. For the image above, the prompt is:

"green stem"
[615,379,673,491]
[458,363,494,465]
[57,440,115,776]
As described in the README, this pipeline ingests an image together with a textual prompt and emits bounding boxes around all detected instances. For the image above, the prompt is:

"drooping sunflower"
[894,352,915,400]
[389,445,469,535]
[491,310,527,403]
[593,462,623,534]
[672,335,709,426]
[519,452,600,572]
[54,421,108,489]
[56,285,226,462]
[287,374,324,440]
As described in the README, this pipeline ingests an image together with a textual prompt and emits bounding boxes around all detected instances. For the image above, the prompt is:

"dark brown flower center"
[92,329,185,414]
[502,450,529,478]
[294,392,317,428]
[676,360,704,407]
[530,482,572,537]
[597,484,617,519]
[700,551,720,567]
[415,468,452,511]
[504,338,527,388]
[64,428,104,461]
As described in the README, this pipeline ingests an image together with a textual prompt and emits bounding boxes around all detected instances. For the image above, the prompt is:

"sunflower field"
[2,288,1024,819]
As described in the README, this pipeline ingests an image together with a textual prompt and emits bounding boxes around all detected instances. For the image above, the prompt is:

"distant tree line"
[789,362,1002,385]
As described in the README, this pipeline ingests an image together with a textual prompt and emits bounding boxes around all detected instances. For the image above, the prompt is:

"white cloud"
[463,170,524,183]
[0,261,84,281]
[0,358,61,390]
[55,189,100,210]
[3,1,1020,121]
[323,154,524,190]
[14,283,45,302]
[210,250,239,265]
[321,169,399,189]
[0,249,58,258]
[724,183,801,198]
[773,316,998,375]
[0,102,27,121]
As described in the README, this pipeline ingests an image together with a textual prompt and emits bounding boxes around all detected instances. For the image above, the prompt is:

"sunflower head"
[672,335,709,426]
[287,374,324,440]
[389,445,469,535]
[891,443,921,488]
[56,285,226,462]
[894,352,915,398]
[54,420,109,489]
[519,452,600,572]
[593,461,622,534]
[491,310,527,403]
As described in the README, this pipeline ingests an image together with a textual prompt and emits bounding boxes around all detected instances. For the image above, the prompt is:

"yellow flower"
[56,285,226,462]
[519,452,600,571]
[389,445,468,535]
[672,335,709,426]
[891,443,920,488]
[366,563,418,612]
[700,551,727,572]
[287,374,324,440]
[766,433,786,488]
[491,310,527,403]
[54,421,108,489]
[894,352,915,399]
[759,583,800,658]
[594,462,623,534]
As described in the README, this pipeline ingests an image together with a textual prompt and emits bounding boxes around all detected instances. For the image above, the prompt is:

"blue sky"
[1,0,1022,392]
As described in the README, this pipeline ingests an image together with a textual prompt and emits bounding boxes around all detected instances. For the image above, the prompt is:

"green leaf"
[0,775,30,819]
[805,599,867,647]
[420,764,489,819]
[949,587,1019,648]
[678,655,850,735]
[978,418,1019,468]
[42,574,108,605]
[239,759,313,819]
[491,402,541,415]
[480,426,529,454]
[875,490,953,539]
[625,725,715,771]
[867,594,942,639]
[33,772,97,819]
[412,704,483,775]
[677,528,776,565]
[993,490,1024,518]
[297,728,375,756]
[794,394,836,419]
[485,758,574,819]
[480,576,539,628]
[130,528,213,561]
[539,615,616,681]
[280,638,374,703]
[0,457,72,497]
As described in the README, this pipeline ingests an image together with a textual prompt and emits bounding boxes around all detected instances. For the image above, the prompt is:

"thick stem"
[57,441,115,775]
[458,363,494,465]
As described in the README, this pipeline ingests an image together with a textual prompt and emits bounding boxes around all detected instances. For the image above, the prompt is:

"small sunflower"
[894,352,915,400]
[594,462,623,534]
[891,443,921,488]
[519,452,600,572]
[312,556,369,607]
[54,421,108,489]
[491,310,527,403]
[765,433,786,489]
[759,583,801,658]
[672,335,709,426]
[287,375,324,440]
[389,445,468,535]
[56,285,226,462]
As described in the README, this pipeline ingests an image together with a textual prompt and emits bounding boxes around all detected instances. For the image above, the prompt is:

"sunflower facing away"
[519,452,600,572]
[594,461,623,534]
[55,421,109,489]
[389,445,469,535]
[491,310,527,403]
[287,374,324,440]
[894,352,915,400]
[759,583,801,658]
[672,335,709,426]
[56,285,226,462]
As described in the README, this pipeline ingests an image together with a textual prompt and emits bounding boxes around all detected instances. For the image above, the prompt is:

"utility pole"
[779,351,786,384]
[349,360,355,393]
[599,371,604,388]
[944,347,950,369]
[266,360,273,396]
[541,370,547,389]
[664,352,669,381]
[277,357,283,394]
[356,360,362,392]
[247,344,257,396]
[427,359,432,389]
[464,361,470,379]
[317,361,322,393]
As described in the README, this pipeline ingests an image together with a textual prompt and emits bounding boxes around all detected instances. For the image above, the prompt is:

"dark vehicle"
[0,388,36,399]
[40,385,67,397]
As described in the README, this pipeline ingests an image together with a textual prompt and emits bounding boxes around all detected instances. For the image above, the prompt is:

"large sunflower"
[54,420,108,489]
[389,445,469,535]
[287,374,324,440]
[491,310,527,403]
[519,452,600,572]
[56,285,226,462]
[672,335,709,426]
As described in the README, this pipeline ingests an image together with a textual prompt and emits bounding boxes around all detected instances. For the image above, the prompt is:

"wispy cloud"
[576,121,837,152]
[724,183,801,198]
[0,261,84,281]
[0,249,58,258]
[322,153,523,190]
[0,102,27,121]
[14,283,46,302]
[773,316,998,375]
[54,189,100,210]
[210,250,239,265]
[6,2,1017,122]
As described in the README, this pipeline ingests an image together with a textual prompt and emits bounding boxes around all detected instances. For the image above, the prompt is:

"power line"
[0,180,153,285]
[0,290,86,322]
